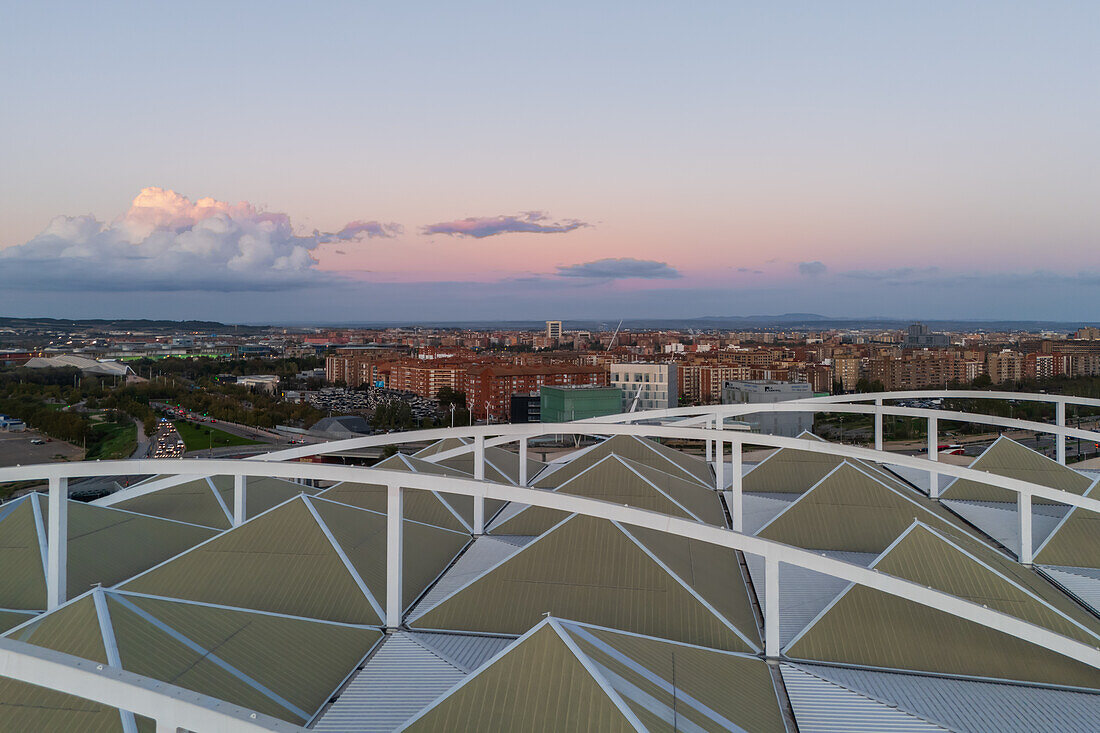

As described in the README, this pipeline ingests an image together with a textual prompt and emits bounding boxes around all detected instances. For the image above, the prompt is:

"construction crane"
[607,316,624,352]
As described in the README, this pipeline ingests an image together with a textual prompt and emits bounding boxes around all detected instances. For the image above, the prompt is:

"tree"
[972,373,993,388]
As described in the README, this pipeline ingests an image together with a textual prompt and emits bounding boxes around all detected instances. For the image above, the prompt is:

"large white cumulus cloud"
[0,188,399,291]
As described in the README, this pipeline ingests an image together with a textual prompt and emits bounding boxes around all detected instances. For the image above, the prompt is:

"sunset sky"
[1,2,1098,322]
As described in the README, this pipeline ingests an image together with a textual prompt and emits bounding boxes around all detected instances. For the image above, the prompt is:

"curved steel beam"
[3,456,1099,669]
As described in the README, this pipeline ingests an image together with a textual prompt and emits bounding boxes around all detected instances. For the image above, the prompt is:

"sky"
[1,2,1098,323]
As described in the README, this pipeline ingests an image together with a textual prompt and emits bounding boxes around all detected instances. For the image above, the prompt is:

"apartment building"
[986,350,1024,384]
[466,364,607,421]
[610,363,678,412]
[832,356,860,392]
[679,363,752,404]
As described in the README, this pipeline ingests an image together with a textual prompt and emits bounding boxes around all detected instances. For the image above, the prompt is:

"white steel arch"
[0,634,305,732]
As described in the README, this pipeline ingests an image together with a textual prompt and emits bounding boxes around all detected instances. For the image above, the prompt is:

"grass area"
[173,420,261,451]
[84,421,137,461]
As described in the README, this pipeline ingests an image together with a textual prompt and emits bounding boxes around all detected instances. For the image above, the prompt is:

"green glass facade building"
[540,386,622,423]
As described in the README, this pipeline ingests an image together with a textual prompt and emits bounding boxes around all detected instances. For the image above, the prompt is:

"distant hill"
[0,317,264,333]
[292,314,1087,332]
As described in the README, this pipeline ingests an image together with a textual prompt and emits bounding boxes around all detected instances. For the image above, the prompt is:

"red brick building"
[465,364,607,420]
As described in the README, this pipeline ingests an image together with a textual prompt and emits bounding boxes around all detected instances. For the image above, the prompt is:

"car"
[30,439,45,445]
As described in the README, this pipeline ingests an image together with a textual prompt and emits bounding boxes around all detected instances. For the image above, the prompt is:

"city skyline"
[2,3,1099,321]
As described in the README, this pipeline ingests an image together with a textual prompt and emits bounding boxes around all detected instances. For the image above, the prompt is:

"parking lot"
[0,430,83,468]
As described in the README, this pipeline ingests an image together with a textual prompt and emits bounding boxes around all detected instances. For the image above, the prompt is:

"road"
[130,418,150,459]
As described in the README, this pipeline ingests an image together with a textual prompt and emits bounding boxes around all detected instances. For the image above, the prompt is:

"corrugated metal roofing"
[533,434,712,489]
[411,515,758,653]
[1033,483,1100,569]
[0,497,48,610]
[781,664,949,732]
[412,437,470,458]
[796,662,1100,733]
[756,462,973,554]
[745,552,863,645]
[111,476,233,528]
[490,454,724,536]
[942,498,1065,558]
[784,575,1100,689]
[55,495,217,599]
[400,623,640,732]
[410,535,530,620]
[565,622,787,733]
[318,481,471,533]
[866,523,1100,646]
[436,445,547,486]
[314,632,466,733]
[743,437,845,495]
[0,494,215,613]
[737,492,797,535]
[121,497,384,625]
[0,609,35,633]
[941,436,1094,504]
[405,631,515,672]
[309,496,468,613]
[1040,566,1100,613]
[213,476,319,520]
[5,589,381,728]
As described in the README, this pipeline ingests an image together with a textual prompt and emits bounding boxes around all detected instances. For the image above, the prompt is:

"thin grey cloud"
[322,220,402,241]
[556,257,681,280]
[798,261,827,276]
[841,266,940,281]
[422,211,590,238]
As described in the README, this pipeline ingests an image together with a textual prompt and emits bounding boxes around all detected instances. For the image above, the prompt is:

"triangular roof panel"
[490,454,724,536]
[411,515,758,652]
[121,497,384,625]
[400,621,641,732]
[1034,482,1100,569]
[0,494,215,612]
[784,576,1100,689]
[756,462,972,554]
[942,436,1094,504]
[563,622,787,733]
[110,476,234,528]
[5,590,382,727]
[867,522,1100,647]
[534,435,711,489]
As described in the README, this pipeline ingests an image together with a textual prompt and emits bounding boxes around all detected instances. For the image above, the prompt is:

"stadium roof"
[1,403,1099,731]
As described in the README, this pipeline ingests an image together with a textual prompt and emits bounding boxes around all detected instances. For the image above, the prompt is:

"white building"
[236,374,280,393]
[721,379,813,437]
[610,363,678,412]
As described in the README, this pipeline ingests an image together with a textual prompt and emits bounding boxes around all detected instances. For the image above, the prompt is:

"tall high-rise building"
[545,320,562,340]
